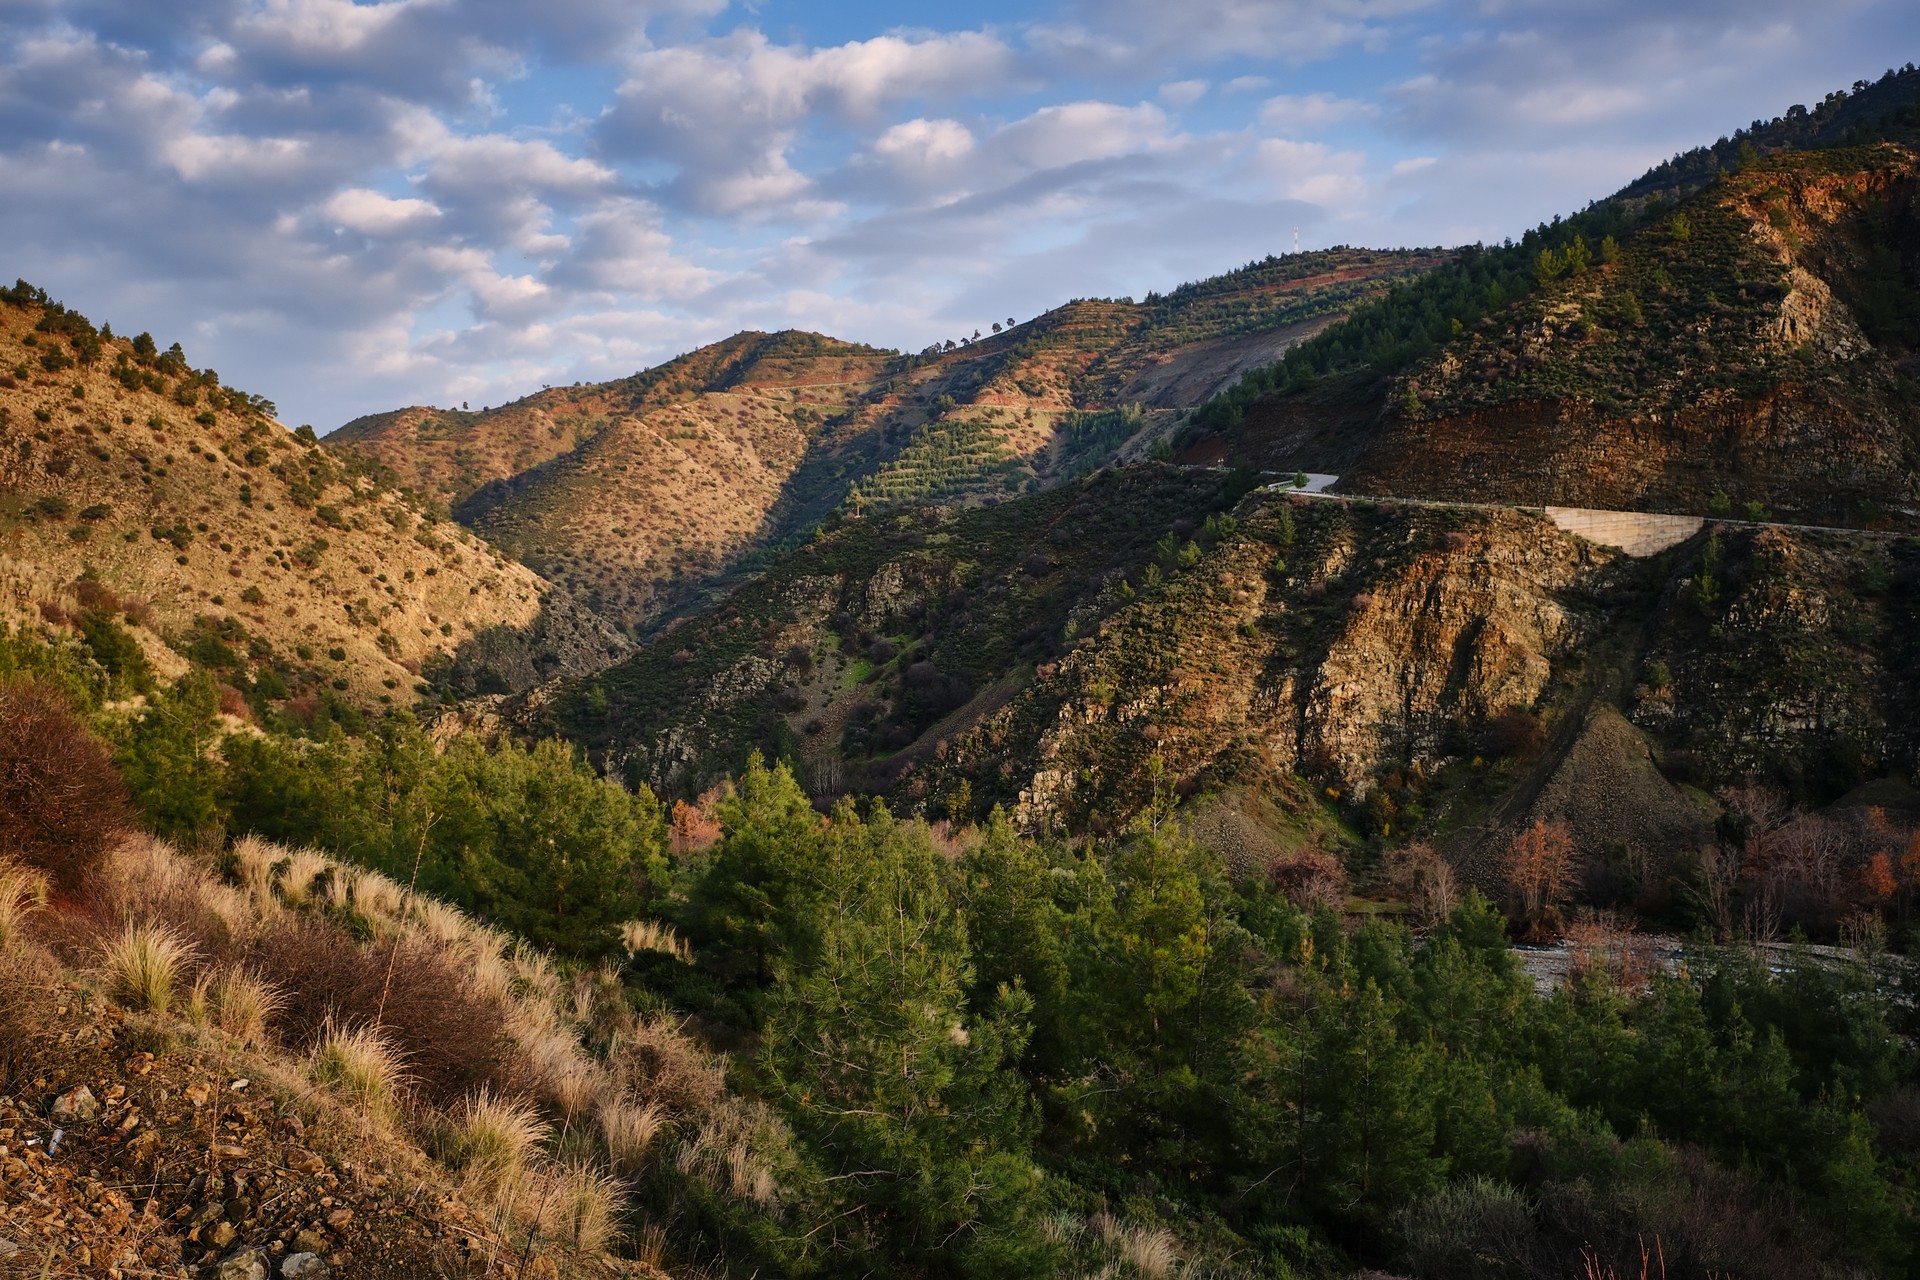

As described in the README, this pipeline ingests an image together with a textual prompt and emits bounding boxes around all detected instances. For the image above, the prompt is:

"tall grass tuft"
[211,967,283,1046]
[541,1161,625,1253]
[0,860,49,949]
[619,918,693,964]
[308,1023,408,1119]
[597,1098,666,1174]
[101,921,196,1012]
[450,1089,550,1200]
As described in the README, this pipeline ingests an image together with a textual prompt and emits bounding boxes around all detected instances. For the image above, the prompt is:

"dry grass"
[611,1015,728,1115]
[540,1160,626,1253]
[309,1023,410,1119]
[209,966,283,1046]
[597,1098,666,1174]
[1118,1225,1181,1278]
[0,859,49,949]
[450,1088,551,1201]
[277,847,332,907]
[99,920,196,1012]
[619,918,693,964]
[674,1100,782,1209]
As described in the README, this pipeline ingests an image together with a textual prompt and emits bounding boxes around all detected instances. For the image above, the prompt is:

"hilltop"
[327,249,1441,632]
[1196,70,1920,527]
[0,284,628,707]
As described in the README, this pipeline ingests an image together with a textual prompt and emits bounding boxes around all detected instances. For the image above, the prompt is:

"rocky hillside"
[328,250,1440,632]
[0,284,627,706]
[1338,145,1920,524]
[1207,132,1920,529]
[542,471,1920,889]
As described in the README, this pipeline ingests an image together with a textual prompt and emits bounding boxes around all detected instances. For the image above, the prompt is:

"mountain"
[1194,68,1920,528]
[326,248,1442,632]
[542,464,1920,884]
[0,284,627,707]
[531,70,1920,871]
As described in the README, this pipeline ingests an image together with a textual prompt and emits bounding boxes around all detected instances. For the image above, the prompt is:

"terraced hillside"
[0,283,627,706]
[328,249,1441,632]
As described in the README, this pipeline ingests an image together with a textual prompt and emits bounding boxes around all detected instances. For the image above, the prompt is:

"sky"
[1,1,1916,430]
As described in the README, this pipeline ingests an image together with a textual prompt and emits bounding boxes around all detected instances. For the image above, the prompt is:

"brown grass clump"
[99,920,197,1012]
[309,1023,410,1120]
[0,680,128,893]
[619,918,692,964]
[540,1162,626,1253]
[208,966,284,1046]
[0,859,50,949]
[597,1098,666,1174]
[449,1088,551,1201]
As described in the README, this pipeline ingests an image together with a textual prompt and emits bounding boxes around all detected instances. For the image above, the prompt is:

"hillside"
[327,249,1440,632]
[1336,145,1920,524]
[542,473,1920,897]
[1198,76,1920,529]
[0,284,628,707]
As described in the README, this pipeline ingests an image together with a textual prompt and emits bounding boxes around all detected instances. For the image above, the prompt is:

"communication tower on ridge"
[1293,225,1300,255]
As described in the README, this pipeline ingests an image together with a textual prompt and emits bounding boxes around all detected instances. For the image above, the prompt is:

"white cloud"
[323,187,443,234]
[598,28,1017,213]
[3,0,1916,434]
[1158,79,1208,106]
[1258,92,1373,132]
[163,132,311,182]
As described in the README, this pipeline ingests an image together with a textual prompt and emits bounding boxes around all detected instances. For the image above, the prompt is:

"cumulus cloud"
[597,28,1018,214]
[1,0,1915,430]
[322,188,443,235]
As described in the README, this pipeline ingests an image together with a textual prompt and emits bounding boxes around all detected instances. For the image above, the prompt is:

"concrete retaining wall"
[1544,507,1703,556]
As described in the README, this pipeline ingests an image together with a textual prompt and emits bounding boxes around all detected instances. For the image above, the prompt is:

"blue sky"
[1,1,1915,429]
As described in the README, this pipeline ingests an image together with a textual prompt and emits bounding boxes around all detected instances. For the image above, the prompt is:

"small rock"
[281,1254,329,1279]
[212,1142,250,1160]
[284,1147,325,1174]
[185,1083,211,1108]
[50,1086,99,1125]
[210,1248,267,1280]
[230,1078,251,1092]
[207,1221,237,1249]
[324,1208,352,1231]
[291,1230,327,1255]
[0,1237,19,1259]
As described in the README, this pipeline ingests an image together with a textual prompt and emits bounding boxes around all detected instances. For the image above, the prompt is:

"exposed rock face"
[969,501,1609,831]
[1239,148,1920,533]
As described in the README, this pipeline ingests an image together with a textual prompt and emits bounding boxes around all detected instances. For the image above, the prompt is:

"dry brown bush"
[1269,847,1350,914]
[1383,841,1460,927]
[248,917,513,1105]
[1506,819,1576,938]
[1479,706,1547,760]
[0,680,128,893]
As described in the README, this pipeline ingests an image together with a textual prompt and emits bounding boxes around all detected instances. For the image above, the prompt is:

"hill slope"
[1199,71,1920,528]
[541,470,1920,885]
[0,284,628,705]
[328,249,1442,632]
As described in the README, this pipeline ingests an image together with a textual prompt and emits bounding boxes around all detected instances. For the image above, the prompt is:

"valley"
[5,57,1920,1280]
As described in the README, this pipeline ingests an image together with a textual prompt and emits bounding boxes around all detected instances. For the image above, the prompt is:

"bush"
[0,681,129,892]
[1477,707,1546,760]
[249,917,511,1104]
